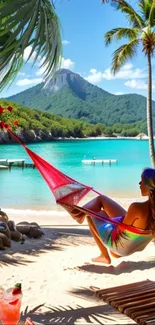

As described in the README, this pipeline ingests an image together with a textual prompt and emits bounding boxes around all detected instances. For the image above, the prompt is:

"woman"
[72,168,155,264]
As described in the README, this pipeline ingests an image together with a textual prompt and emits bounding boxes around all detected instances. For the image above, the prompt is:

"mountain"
[7,69,155,126]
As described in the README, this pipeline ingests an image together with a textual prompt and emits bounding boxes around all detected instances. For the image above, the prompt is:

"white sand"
[0,199,154,324]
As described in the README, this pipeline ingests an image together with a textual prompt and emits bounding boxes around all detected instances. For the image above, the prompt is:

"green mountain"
[8,69,155,127]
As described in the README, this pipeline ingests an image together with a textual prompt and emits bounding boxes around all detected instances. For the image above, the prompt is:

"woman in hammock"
[71,167,155,264]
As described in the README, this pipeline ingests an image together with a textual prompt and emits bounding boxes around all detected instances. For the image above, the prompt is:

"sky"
[1,0,155,99]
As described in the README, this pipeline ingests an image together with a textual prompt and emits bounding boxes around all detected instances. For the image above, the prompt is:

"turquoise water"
[0,139,151,209]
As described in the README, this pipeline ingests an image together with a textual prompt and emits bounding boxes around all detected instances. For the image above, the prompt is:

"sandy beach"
[1,198,155,325]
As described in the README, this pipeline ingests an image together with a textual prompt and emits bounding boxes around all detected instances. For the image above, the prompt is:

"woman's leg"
[83,195,127,218]
[83,195,127,263]
[87,212,112,264]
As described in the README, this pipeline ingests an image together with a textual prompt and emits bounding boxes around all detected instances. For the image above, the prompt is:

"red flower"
[0,122,5,128]
[0,107,5,114]
[7,106,13,112]
[13,120,18,126]
[4,123,10,130]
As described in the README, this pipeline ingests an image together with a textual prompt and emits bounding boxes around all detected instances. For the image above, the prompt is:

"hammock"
[7,129,153,257]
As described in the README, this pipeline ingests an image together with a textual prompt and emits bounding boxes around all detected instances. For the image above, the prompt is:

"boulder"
[0,209,9,223]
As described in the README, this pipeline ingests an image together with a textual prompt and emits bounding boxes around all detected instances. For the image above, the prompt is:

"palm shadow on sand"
[21,302,135,325]
[0,227,93,267]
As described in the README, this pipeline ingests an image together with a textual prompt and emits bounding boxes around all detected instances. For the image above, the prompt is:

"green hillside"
[0,99,147,140]
[0,99,105,139]
[7,69,155,127]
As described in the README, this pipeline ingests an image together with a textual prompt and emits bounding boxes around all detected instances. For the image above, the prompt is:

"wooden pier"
[0,159,35,169]
[82,159,117,165]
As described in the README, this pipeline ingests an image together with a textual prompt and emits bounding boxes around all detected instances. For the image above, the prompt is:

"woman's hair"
[142,168,155,232]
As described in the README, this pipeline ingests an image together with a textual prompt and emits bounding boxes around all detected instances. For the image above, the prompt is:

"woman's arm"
[123,203,139,226]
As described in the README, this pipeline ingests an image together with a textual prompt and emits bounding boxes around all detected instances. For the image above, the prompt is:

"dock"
[0,159,35,169]
[82,159,117,165]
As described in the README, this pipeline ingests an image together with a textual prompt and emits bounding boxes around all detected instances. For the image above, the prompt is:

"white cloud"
[62,40,70,45]
[103,64,146,80]
[16,78,43,86]
[18,72,26,76]
[24,45,74,76]
[35,66,46,76]
[23,46,37,62]
[85,69,103,83]
[113,92,124,95]
[124,79,155,90]
[85,64,146,85]
[61,57,75,70]
[35,57,75,76]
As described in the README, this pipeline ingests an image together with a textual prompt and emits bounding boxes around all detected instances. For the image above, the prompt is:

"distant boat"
[0,165,8,169]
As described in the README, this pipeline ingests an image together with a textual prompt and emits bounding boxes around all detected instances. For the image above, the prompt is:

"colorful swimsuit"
[88,216,152,257]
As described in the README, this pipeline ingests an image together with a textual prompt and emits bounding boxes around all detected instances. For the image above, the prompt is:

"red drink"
[0,286,22,325]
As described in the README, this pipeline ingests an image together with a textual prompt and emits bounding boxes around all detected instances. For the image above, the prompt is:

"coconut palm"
[0,0,62,91]
[104,0,155,167]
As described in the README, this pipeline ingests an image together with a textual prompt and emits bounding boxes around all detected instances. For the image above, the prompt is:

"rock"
[0,209,9,223]
[8,220,16,231]
[0,237,5,250]
[0,221,10,238]
[16,222,31,235]
[8,221,25,243]
[16,221,44,239]
[10,230,25,242]
[29,222,40,227]
[0,233,11,248]
[27,227,44,239]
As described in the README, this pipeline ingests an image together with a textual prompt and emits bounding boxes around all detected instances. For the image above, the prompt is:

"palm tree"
[103,0,155,167]
[0,0,62,91]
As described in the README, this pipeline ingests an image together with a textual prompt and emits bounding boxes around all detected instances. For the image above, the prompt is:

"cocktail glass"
[0,287,22,325]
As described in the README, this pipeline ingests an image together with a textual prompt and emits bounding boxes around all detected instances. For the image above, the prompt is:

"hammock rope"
[7,129,154,257]
[7,129,152,236]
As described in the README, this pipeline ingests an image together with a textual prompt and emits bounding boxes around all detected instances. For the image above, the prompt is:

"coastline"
[3,196,145,226]
[55,135,149,140]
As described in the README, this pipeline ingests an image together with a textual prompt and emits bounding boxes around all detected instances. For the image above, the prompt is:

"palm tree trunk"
[147,53,155,167]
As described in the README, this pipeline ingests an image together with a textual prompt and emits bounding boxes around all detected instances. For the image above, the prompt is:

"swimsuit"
[89,216,152,257]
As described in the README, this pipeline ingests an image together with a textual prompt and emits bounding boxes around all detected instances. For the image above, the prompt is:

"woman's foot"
[71,209,85,224]
[91,254,111,264]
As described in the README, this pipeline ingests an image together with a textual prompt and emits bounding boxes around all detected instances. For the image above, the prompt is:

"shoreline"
[2,196,145,226]
[54,136,149,141]
[0,135,150,145]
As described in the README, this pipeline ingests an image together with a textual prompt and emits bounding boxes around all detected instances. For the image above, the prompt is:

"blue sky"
[1,0,155,99]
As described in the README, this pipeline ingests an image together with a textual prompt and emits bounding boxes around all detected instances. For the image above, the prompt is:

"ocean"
[0,138,151,210]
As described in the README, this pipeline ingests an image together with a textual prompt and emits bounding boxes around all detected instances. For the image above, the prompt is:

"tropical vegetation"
[0,0,61,91]
[103,0,155,166]
[0,99,147,140]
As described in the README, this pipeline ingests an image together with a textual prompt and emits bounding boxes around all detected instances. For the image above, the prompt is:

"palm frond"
[149,0,155,27]
[138,0,152,23]
[117,0,145,28]
[0,0,62,91]
[105,27,139,45]
[0,55,23,90]
[111,39,140,74]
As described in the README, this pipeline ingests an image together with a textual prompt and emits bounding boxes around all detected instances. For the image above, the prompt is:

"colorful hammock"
[7,129,153,257]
